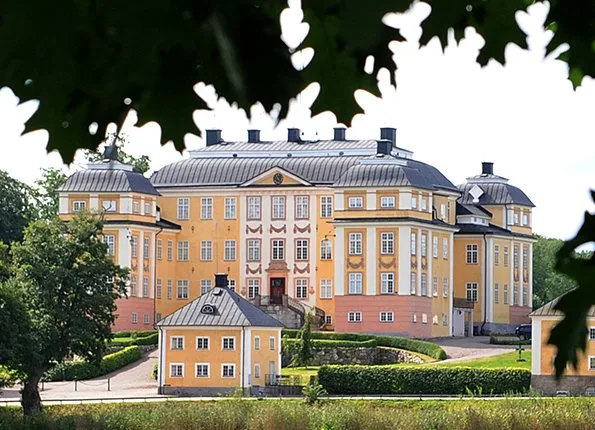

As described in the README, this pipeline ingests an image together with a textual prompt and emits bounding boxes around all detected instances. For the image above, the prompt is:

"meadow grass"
[1,398,594,430]
[436,351,532,370]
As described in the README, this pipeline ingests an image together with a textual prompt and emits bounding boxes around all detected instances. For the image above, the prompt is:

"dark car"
[515,324,532,340]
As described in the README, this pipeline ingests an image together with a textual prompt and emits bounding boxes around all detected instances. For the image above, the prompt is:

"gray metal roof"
[190,139,382,152]
[151,156,362,187]
[456,203,492,217]
[61,168,160,196]
[458,182,534,207]
[530,293,595,317]
[455,222,533,239]
[157,287,284,327]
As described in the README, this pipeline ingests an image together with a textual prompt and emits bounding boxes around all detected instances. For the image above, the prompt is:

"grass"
[436,351,532,370]
[1,399,595,429]
[283,366,320,378]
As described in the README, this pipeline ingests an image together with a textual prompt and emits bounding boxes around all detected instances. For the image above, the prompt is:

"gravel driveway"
[431,336,525,362]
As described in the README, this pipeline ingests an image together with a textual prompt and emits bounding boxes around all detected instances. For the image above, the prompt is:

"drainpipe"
[480,233,488,335]
[158,326,165,394]
[153,226,163,328]
[241,326,246,393]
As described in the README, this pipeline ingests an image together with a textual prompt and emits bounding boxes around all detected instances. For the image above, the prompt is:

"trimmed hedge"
[489,336,531,346]
[113,330,157,338]
[284,338,378,349]
[110,333,158,347]
[282,330,446,360]
[43,346,142,381]
[318,365,531,395]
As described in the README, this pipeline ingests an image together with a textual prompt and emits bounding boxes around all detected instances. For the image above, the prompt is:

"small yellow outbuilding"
[157,274,283,396]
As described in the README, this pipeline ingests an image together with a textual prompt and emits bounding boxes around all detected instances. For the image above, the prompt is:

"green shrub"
[152,363,158,380]
[282,330,446,360]
[318,365,530,395]
[285,338,378,349]
[489,335,531,346]
[0,366,18,388]
[43,346,142,381]
[113,330,156,338]
[110,333,158,347]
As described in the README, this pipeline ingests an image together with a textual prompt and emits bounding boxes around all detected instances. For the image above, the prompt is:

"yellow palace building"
[59,127,535,336]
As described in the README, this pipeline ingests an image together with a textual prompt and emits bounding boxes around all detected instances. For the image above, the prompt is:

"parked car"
[515,324,532,340]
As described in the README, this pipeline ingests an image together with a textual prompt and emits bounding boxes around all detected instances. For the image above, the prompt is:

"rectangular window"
[196,363,209,378]
[222,364,235,378]
[177,280,189,299]
[171,336,184,350]
[380,232,394,255]
[157,239,162,260]
[133,201,140,214]
[201,197,213,219]
[443,238,448,259]
[222,337,235,350]
[381,272,395,294]
[514,245,520,268]
[102,235,115,256]
[494,245,500,265]
[177,198,189,220]
[504,284,509,305]
[522,285,528,306]
[254,364,260,379]
[422,313,428,324]
[254,336,260,350]
[421,234,427,257]
[272,239,285,260]
[421,273,427,296]
[348,311,362,322]
[466,244,478,264]
[421,198,427,211]
[144,202,151,216]
[200,279,212,295]
[167,280,173,300]
[156,313,162,322]
[440,204,446,220]
[504,247,509,266]
[131,312,138,324]
[494,283,500,304]
[167,240,173,261]
[432,276,438,296]
[522,245,528,269]
[410,272,417,294]
[295,196,309,219]
[411,196,417,209]
[227,279,236,291]
[247,239,261,262]
[348,196,364,208]
[442,313,448,326]
[131,236,138,258]
[295,279,308,299]
[411,233,417,256]
[321,196,333,218]
[380,311,394,322]
[513,212,519,225]
[271,196,286,219]
[380,196,395,208]
[247,196,261,220]
[589,327,595,341]
[348,273,363,294]
[201,241,212,261]
[143,237,150,259]
[156,279,162,299]
[224,197,237,219]
[269,337,275,351]
[248,279,260,299]
[177,241,189,261]
[433,237,438,258]
[432,315,438,325]
[522,213,528,226]
[143,313,149,324]
[102,200,117,212]
[224,240,236,261]
[130,276,137,296]
[320,240,332,260]
[296,239,309,261]
[443,277,449,298]
[325,315,332,325]
[466,282,478,302]
[589,357,595,371]
[349,232,363,255]
[320,280,333,299]
[513,285,519,305]
[72,200,86,212]
[411,313,417,323]
[170,364,183,377]
[196,337,209,350]
[142,277,149,297]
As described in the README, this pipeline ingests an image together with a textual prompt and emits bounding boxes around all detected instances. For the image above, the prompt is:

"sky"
[0,1,593,241]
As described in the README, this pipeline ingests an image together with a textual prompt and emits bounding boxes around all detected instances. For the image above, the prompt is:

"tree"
[532,235,577,309]
[0,170,37,245]
[291,313,315,368]
[32,168,68,220]
[5,213,128,415]
[83,134,151,174]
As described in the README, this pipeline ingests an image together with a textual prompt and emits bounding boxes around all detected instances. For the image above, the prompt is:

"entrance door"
[270,278,285,304]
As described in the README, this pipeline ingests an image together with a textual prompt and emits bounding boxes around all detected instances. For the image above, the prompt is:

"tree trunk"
[21,375,42,416]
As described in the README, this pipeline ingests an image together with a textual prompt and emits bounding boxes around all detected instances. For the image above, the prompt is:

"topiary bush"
[110,333,158,347]
[113,330,157,338]
[282,330,446,360]
[43,346,142,381]
[318,365,531,395]
[489,335,531,346]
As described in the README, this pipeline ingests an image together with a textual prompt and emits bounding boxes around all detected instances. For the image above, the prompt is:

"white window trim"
[221,363,236,378]
[347,311,362,322]
[348,196,364,208]
[171,336,184,350]
[196,336,210,350]
[379,311,394,322]
[222,336,236,350]
[195,363,210,378]
[254,336,261,350]
[170,363,184,378]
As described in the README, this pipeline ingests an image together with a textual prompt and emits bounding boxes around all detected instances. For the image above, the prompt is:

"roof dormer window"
[72,201,86,213]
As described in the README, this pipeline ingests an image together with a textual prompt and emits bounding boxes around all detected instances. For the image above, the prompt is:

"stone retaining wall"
[282,346,424,367]
[531,375,595,396]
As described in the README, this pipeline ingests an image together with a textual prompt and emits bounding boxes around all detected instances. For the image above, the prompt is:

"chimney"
[215,273,228,289]
[206,129,222,146]
[287,128,301,142]
[334,127,346,141]
[377,140,392,155]
[248,129,260,143]
[482,162,494,175]
[380,127,397,146]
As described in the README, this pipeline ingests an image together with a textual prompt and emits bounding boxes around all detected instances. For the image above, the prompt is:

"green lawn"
[436,350,532,370]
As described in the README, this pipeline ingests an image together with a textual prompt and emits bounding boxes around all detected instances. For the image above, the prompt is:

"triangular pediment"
[240,167,311,187]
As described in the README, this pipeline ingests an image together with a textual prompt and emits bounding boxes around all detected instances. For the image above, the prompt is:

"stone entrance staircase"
[250,295,325,329]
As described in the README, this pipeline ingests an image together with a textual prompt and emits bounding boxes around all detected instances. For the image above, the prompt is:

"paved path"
[430,336,525,363]
[0,349,158,401]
